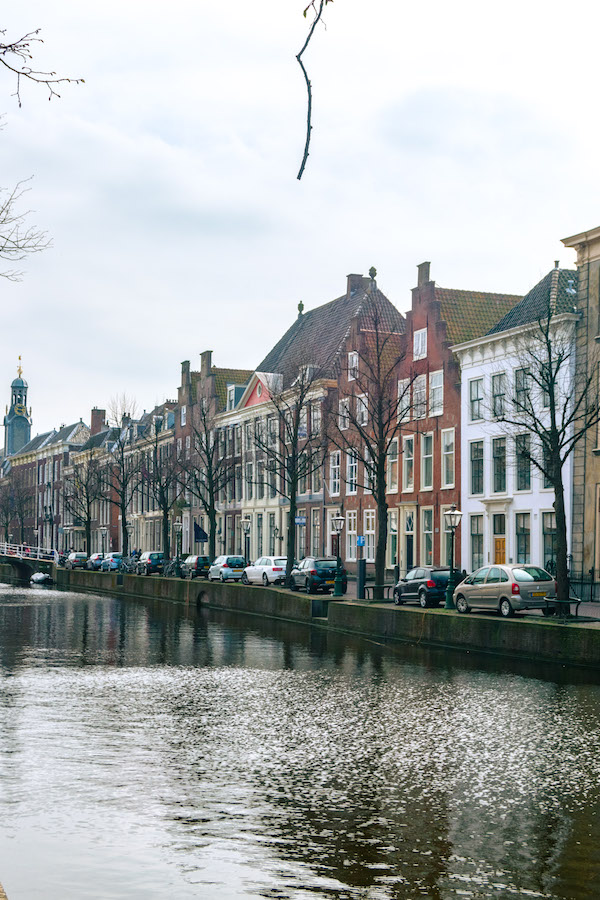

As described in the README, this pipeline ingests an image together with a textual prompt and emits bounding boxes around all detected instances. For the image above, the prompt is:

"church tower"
[4,357,32,457]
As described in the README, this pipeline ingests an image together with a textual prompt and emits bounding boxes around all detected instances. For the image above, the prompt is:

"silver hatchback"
[453,564,556,617]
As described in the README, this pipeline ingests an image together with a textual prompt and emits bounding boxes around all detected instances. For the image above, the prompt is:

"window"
[298,465,307,495]
[421,508,433,565]
[492,373,505,418]
[312,463,322,494]
[387,509,398,569]
[347,448,358,494]
[339,399,350,430]
[268,460,277,499]
[421,433,433,490]
[311,402,322,437]
[441,429,455,488]
[470,441,483,495]
[441,506,452,566]
[492,437,506,493]
[398,378,410,422]
[235,465,242,501]
[346,510,357,560]
[227,387,235,411]
[542,441,552,489]
[234,425,241,456]
[296,508,306,559]
[268,513,276,555]
[356,394,368,426]
[298,406,308,439]
[515,368,531,410]
[185,434,191,458]
[470,378,483,421]
[364,444,375,492]
[348,351,358,381]
[403,436,414,492]
[414,375,426,419]
[429,370,443,416]
[180,405,187,426]
[516,434,531,491]
[257,461,265,500]
[311,508,321,556]
[543,512,557,572]
[516,513,531,564]
[413,328,427,360]
[256,514,263,556]
[471,515,483,570]
[245,422,253,451]
[330,451,341,495]
[387,439,398,492]
[245,462,253,500]
[267,416,277,447]
[364,509,376,562]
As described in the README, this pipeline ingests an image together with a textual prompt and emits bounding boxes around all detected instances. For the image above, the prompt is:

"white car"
[208,555,246,582]
[242,556,287,586]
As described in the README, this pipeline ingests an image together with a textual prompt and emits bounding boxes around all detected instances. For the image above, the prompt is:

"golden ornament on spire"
[17,355,22,378]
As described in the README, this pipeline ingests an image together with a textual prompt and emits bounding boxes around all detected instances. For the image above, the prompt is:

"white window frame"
[429,370,443,416]
[329,451,341,496]
[180,405,187,426]
[421,433,433,491]
[470,377,483,421]
[348,351,359,381]
[414,374,427,419]
[339,398,350,431]
[441,428,455,489]
[346,510,357,561]
[227,387,235,411]
[364,509,376,562]
[421,507,434,566]
[356,394,368,426]
[413,328,427,361]
[398,378,410,422]
[402,435,414,492]
[387,438,399,493]
[346,448,358,494]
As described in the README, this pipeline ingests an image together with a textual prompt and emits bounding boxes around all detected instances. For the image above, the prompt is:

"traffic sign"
[357,536,365,547]
[295,516,306,525]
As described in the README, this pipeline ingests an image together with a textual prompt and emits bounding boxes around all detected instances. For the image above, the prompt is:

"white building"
[453,265,578,574]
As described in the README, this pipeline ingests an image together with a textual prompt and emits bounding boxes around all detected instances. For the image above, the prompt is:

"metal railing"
[0,541,58,563]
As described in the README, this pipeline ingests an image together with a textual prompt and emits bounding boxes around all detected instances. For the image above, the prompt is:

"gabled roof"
[435,288,523,345]
[486,268,578,335]
[257,279,405,388]
[53,421,89,445]
[79,426,120,452]
[211,367,253,407]
[17,431,56,454]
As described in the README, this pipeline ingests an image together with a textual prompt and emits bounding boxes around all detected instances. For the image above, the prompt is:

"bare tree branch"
[0,179,50,281]
[296,0,332,180]
[0,28,84,106]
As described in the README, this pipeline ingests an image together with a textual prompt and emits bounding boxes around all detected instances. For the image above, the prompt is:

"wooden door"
[494,538,505,564]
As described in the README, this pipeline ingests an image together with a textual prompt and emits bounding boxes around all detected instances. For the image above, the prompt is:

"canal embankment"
[15,565,600,670]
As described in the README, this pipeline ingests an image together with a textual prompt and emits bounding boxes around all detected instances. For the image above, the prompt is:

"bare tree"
[0,179,49,281]
[0,482,13,541]
[491,300,600,607]
[63,451,103,554]
[105,397,141,556]
[181,402,235,561]
[140,418,182,559]
[330,279,411,598]
[9,468,33,542]
[1,28,83,105]
[296,0,333,180]
[253,363,327,584]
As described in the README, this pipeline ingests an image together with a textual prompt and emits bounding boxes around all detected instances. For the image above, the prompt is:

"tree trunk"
[554,475,569,606]
[374,472,388,601]
[208,505,217,561]
[287,487,298,586]
[121,502,129,556]
[162,509,170,559]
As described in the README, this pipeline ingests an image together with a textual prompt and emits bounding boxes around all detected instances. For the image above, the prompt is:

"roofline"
[451,311,580,354]
[562,225,600,248]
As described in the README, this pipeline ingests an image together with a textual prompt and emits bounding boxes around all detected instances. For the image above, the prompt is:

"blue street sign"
[295,516,306,525]
[357,536,365,547]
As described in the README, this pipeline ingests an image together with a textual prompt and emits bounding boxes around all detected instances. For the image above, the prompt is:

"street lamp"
[126,521,134,556]
[273,525,279,556]
[100,526,108,555]
[331,513,345,598]
[242,517,251,564]
[444,503,463,609]
[173,519,183,558]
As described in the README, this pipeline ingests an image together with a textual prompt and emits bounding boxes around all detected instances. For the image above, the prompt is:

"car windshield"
[274,558,287,566]
[226,558,245,566]
[513,566,552,583]
[432,570,450,581]
[315,559,336,568]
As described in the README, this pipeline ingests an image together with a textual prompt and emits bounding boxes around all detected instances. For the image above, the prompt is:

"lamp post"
[444,503,463,609]
[173,519,183,577]
[126,522,134,556]
[242,517,251,564]
[331,513,345,598]
[273,525,279,556]
[100,526,108,556]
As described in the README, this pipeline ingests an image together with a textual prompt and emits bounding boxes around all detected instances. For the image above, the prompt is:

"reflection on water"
[0,583,599,899]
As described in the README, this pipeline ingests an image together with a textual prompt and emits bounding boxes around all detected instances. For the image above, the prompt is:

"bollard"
[357,558,366,600]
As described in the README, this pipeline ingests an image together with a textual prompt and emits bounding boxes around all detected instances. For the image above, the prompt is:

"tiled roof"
[17,431,56,454]
[79,427,120,452]
[257,280,405,387]
[487,268,578,335]
[436,288,523,346]
[53,421,89,445]
[211,367,253,407]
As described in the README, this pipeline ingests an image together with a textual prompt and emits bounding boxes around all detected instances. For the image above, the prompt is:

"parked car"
[289,557,347,594]
[208,555,246,582]
[393,566,451,608]
[86,553,104,570]
[180,555,211,579]
[66,552,88,570]
[136,551,165,576]
[100,552,123,571]
[57,551,69,567]
[242,556,288,586]
[453,564,557,617]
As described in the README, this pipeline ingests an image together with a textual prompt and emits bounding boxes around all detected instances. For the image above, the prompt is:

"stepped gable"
[435,287,523,346]
[257,279,405,388]
[486,268,578,335]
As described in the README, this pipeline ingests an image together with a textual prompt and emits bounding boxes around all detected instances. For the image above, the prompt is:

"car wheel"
[393,590,403,605]
[220,572,226,582]
[500,598,514,618]
[305,578,312,594]
[241,572,249,585]
[542,606,556,617]
[456,595,470,614]
[262,573,269,587]
[419,589,429,608]
[290,577,298,592]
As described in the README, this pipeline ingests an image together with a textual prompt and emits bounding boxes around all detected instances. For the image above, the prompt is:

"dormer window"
[227,386,236,411]
[413,328,427,361]
[348,351,359,381]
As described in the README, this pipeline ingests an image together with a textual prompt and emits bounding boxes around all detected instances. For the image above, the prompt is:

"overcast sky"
[1,0,597,436]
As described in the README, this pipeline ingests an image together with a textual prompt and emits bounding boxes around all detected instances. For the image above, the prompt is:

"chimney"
[200,350,213,378]
[346,273,364,299]
[181,359,191,385]
[90,408,106,436]
[417,261,431,287]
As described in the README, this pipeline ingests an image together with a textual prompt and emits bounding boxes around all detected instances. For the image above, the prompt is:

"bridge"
[0,542,58,580]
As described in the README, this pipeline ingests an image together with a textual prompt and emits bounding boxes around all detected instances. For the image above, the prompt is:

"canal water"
[0,583,599,900]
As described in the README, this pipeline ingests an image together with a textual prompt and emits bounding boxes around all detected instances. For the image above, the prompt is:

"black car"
[180,555,210,579]
[290,557,347,594]
[393,566,450,608]
[136,551,165,576]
